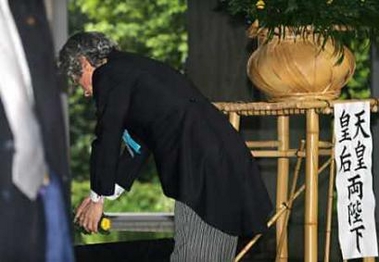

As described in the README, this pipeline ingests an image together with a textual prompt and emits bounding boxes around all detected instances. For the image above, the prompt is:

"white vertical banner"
[334,102,378,259]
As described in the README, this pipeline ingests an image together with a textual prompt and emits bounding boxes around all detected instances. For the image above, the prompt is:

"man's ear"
[79,56,91,69]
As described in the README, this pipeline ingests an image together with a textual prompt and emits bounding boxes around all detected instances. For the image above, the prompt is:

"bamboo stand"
[214,99,379,262]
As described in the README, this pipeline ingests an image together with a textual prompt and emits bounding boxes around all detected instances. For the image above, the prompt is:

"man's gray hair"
[58,31,118,80]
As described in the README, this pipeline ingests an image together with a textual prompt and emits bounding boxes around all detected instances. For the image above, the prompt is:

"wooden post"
[305,109,319,262]
[276,116,289,262]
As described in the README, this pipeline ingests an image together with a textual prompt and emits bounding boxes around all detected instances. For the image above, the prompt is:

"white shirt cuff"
[90,184,125,202]
[89,190,104,203]
[105,184,125,200]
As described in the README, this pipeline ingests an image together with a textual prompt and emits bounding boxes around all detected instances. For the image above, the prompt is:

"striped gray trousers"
[170,201,238,262]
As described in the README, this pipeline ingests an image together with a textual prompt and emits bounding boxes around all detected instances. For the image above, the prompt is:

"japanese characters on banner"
[334,102,378,259]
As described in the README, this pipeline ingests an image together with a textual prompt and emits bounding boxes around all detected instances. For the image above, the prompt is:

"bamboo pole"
[276,140,306,262]
[362,258,376,262]
[305,109,319,262]
[251,149,331,158]
[246,140,279,148]
[235,203,289,262]
[324,137,335,262]
[276,116,290,262]
[229,112,240,131]
[318,141,333,148]
[247,140,332,149]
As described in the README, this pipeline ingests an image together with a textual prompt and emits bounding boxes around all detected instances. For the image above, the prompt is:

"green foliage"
[343,39,372,99]
[220,0,379,47]
[71,180,174,215]
[104,183,174,213]
[68,87,96,181]
[69,0,188,70]
[72,180,174,244]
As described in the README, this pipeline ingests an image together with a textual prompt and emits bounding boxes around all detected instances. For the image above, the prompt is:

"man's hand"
[75,196,104,233]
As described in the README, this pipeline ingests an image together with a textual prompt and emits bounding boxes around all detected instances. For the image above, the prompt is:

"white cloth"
[334,102,378,259]
[0,0,47,200]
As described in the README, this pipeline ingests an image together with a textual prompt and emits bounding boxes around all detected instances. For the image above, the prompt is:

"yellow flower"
[100,217,111,231]
[256,0,265,10]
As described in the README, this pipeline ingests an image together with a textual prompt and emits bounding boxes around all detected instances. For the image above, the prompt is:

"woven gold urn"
[247,26,356,101]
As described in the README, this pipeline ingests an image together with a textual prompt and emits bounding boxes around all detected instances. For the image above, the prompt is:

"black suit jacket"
[91,50,272,236]
[0,1,70,261]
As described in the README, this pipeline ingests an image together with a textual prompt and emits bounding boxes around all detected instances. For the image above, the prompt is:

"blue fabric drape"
[40,172,74,262]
